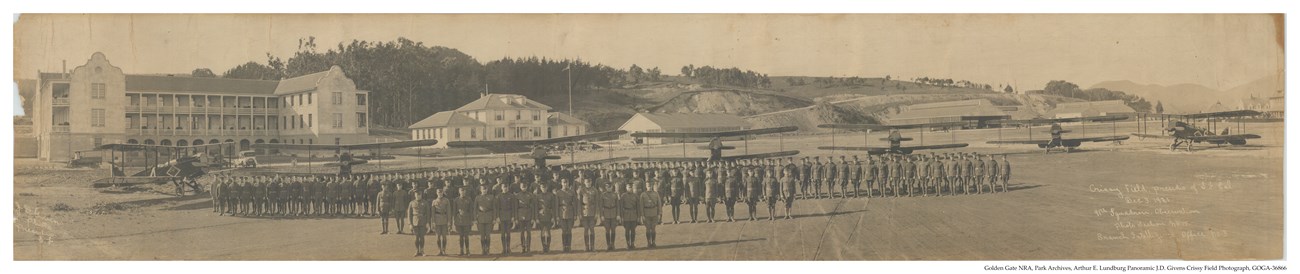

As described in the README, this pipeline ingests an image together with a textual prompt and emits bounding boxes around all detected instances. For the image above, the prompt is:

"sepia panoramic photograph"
[10,13,1285,262]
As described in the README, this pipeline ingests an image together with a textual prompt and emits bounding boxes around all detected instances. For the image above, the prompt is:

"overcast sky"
[14,14,1282,91]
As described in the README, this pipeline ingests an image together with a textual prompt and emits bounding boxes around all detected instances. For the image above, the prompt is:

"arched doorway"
[192,139,204,146]
[143,139,154,145]
[158,140,172,156]
[239,139,251,154]
[225,139,236,155]
[127,139,138,144]
[254,139,265,155]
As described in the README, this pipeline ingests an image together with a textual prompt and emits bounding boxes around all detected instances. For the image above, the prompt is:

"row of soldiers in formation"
[207,151,1013,218]
[205,152,1012,256]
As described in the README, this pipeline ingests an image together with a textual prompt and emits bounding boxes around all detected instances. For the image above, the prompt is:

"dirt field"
[12,122,1284,260]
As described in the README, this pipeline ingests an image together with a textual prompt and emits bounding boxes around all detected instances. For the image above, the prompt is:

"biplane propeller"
[987,115,1130,153]
[92,142,239,194]
[628,126,800,162]
[252,139,440,176]
[1130,110,1263,151]
[445,130,628,169]
[818,121,970,155]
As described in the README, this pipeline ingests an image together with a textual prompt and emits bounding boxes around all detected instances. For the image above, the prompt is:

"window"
[563,126,569,136]
[91,109,105,127]
[532,110,540,120]
[470,129,477,138]
[91,83,106,99]
[356,94,366,105]
[495,128,505,138]
[307,93,313,104]
[282,116,287,129]
[454,128,461,139]
[93,137,103,147]
[495,111,503,121]
[297,95,302,105]
[356,113,367,127]
[533,127,541,137]
[332,92,343,105]
[515,110,521,120]
[307,114,313,128]
[299,115,304,129]
[332,113,343,128]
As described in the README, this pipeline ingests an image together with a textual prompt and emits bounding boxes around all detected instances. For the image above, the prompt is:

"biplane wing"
[629,126,798,138]
[323,159,370,167]
[559,157,630,166]
[251,139,440,151]
[818,122,967,131]
[445,130,627,149]
[901,143,971,150]
[630,151,800,162]
[1186,134,1262,142]
[817,146,892,153]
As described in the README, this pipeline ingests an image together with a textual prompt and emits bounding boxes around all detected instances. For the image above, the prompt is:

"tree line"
[680,64,771,88]
[215,37,639,128]
[1034,80,1153,112]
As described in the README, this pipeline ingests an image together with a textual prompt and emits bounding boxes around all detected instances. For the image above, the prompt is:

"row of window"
[284,92,367,107]
[467,110,544,122]
[282,113,368,130]
[413,126,582,140]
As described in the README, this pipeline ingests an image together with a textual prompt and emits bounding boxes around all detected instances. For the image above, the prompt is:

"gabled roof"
[1050,100,1137,116]
[893,99,1009,120]
[125,75,280,95]
[1204,102,1231,113]
[548,112,589,126]
[456,93,552,111]
[408,111,486,129]
[626,113,751,130]
[274,68,334,95]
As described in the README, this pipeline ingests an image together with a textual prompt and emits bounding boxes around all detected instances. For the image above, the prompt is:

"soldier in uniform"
[554,179,578,252]
[579,177,600,252]
[985,155,999,194]
[409,191,431,256]
[667,169,683,224]
[639,182,661,248]
[619,180,641,249]
[536,183,557,253]
[392,183,410,234]
[496,184,516,255]
[823,156,838,199]
[432,188,453,256]
[474,184,496,255]
[963,154,977,195]
[685,169,701,223]
[512,183,533,253]
[779,168,797,219]
[889,156,903,197]
[915,155,930,197]
[703,170,718,223]
[1000,155,1012,192]
[932,155,948,196]
[763,166,780,221]
[453,187,475,256]
[743,169,761,221]
[973,154,986,194]
[600,183,621,250]
[376,183,393,234]
[799,157,812,199]
[810,157,824,199]
[723,164,740,222]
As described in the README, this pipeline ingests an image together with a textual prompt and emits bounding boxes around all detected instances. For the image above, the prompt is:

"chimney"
[62,60,67,75]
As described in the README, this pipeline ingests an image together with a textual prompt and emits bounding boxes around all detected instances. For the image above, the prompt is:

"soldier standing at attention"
[377,183,393,234]
[932,155,948,196]
[703,170,719,223]
[619,180,642,250]
[986,156,1000,194]
[515,183,536,253]
[916,155,931,197]
[600,183,621,250]
[744,169,761,221]
[409,191,431,257]
[888,156,903,197]
[1000,155,1012,192]
[536,183,557,253]
[685,170,702,223]
[639,183,661,248]
[474,184,496,255]
[392,183,410,234]
[810,157,825,199]
[580,177,600,252]
[496,184,516,255]
[668,169,684,224]
[823,156,839,199]
[556,179,578,252]
[723,164,740,222]
[763,167,780,221]
[799,157,813,199]
[432,188,453,256]
[453,187,475,256]
[780,168,797,219]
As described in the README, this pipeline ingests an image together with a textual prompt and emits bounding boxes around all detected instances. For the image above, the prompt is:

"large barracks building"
[31,52,371,162]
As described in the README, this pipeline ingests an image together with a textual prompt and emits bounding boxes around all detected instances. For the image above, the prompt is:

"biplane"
[445,130,628,169]
[92,142,238,195]
[251,139,440,176]
[818,122,969,155]
[987,115,1130,153]
[628,126,800,162]
[1131,110,1263,151]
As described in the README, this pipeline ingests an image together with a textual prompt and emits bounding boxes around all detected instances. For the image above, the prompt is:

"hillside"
[1089,75,1281,113]
[771,76,1003,101]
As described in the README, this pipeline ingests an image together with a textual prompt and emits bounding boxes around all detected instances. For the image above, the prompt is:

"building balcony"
[52,126,70,133]
[52,98,70,106]
[126,105,141,112]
